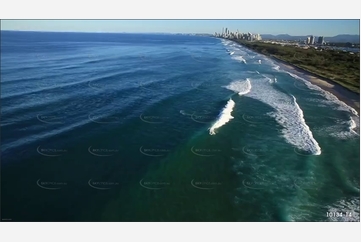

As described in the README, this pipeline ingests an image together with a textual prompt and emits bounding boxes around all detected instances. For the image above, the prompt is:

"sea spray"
[224,77,322,155]
[348,116,359,135]
[224,78,252,96]
[291,95,322,155]
[209,99,235,135]
[232,55,247,64]
[287,71,359,117]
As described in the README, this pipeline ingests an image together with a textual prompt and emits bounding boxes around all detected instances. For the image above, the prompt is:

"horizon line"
[1,29,359,37]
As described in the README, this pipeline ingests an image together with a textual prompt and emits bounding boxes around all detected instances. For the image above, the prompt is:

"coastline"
[269,55,360,114]
[231,39,360,114]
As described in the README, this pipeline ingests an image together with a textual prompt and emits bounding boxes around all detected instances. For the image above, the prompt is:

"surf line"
[209,98,235,135]
[208,78,252,135]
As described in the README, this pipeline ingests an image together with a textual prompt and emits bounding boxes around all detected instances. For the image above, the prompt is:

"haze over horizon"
[1,20,359,36]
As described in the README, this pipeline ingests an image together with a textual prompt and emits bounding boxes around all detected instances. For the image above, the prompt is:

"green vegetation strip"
[233,40,360,94]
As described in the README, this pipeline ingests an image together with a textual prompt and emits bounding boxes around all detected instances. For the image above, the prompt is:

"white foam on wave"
[273,65,280,71]
[349,116,357,132]
[221,39,233,46]
[326,197,360,222]
[336,115,359,138]
[225,77,322,155]
[224,78,252,96]
[302,99,359,137]
[266,62,360,138]
[221,41,250,65]
[287,72,359,117]
[261,74,277,84]
[231,55,247,64]
[209,99,235,135]
[286,196,360,222]
[318,115,360,139]
[291,96,321,155]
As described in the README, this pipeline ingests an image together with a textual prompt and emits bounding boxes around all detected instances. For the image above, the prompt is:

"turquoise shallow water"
[1,31,359,221]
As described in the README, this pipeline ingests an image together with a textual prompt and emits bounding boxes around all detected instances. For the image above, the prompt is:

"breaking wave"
[209,98,235,135]
[225,77,321,155]
[287,72,358,117]
[232,55,247,64]
[224,78,252,96]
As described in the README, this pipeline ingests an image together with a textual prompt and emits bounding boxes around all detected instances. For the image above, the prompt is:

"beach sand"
[231,39,360,114]
[270,56,360,114]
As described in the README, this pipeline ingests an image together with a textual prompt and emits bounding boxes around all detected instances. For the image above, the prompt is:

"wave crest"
[287,72,359,117]
[225,77,321,155]
[231,55,247,64]
[209,99,235,135]
[224,78,252,96]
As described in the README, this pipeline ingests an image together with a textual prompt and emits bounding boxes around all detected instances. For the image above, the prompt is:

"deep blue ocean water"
[1,31,359,221]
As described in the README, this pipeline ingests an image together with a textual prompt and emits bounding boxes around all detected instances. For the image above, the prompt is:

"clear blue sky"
[1,20,359,36]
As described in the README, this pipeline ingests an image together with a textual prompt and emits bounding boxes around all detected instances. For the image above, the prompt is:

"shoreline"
[269,55,360,114]
[230,39,360,114]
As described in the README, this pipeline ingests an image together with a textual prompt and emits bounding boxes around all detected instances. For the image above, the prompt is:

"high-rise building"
[310,35,315,45]
[254,34,262,41]
[318,36,324,45]
[306,37,311,44]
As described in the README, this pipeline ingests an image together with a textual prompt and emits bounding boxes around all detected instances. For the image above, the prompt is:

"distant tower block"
[318,36,324,45]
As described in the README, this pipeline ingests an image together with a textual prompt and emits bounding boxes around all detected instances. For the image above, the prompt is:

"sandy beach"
[269,56,360,114]
[231,39,360,114]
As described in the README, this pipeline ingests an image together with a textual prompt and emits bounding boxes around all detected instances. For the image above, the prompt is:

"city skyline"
[1,20,360,36]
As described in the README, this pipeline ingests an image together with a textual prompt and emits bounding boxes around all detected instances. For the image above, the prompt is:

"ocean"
[1,31,359,222]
